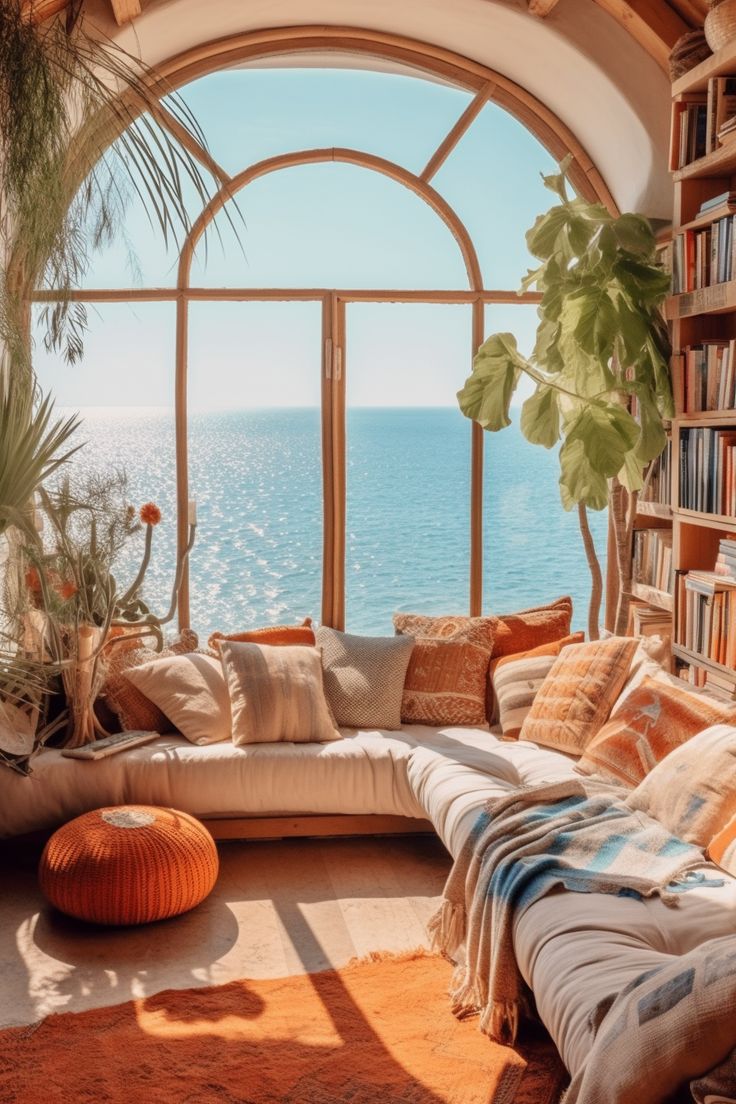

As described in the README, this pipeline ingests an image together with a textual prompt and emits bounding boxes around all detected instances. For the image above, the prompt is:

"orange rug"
[0,951,567,1104]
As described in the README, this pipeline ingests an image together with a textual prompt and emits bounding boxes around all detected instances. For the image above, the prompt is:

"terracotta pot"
[705,0,736,52]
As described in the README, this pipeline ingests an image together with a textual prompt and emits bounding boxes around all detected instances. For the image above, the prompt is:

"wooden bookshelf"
[631,582,674,613]
[665,47,736,685]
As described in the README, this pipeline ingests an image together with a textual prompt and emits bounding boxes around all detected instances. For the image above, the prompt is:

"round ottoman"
[39,805,219,925]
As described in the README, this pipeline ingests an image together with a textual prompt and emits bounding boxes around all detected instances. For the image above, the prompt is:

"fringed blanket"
[428,778,708,1046]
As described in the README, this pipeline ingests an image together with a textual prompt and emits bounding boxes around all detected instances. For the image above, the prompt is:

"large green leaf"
[520,385,560,448]
[560,285,618,359]
[457,332,525,431]
[613,213,656,257]
[559,436,609,511]
[635,390,668,465]
[615,256,672,305]
[565,403,639,479]
[526,206,572,260]
[618,448,646,494]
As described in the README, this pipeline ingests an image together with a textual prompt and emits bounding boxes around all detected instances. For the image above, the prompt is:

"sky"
[32,65,555,410]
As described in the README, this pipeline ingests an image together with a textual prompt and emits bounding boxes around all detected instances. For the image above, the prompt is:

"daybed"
[4,715,736,1092]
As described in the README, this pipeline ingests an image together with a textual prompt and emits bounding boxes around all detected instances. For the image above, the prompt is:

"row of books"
[633,529,673,595]
[640,441,672,508]
[679,427,736,516]
[671,214,736,293]
[670,77,736,169]
[675,661,736,701]
[677,570,736,670]
[631,605,671,641]
[675,340,736,413]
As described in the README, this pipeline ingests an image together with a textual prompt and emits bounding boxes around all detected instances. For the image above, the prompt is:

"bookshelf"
[660,39,736,695]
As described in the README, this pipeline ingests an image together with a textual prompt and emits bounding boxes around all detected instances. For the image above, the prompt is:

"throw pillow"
[577,676,736,787]
[707,812,736,876]
[102,629,198,733]
[519,636,639,756]
[393,612,494,727]
[316,626,414,730]
[489,596,573,660]
[208,617,314,652]
[626,723,736,846]
[490,632,585,741]
[220,641,340,745]
[122,653,231,745]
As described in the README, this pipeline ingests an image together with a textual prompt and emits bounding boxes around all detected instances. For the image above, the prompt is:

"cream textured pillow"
[122,652,231,745]
[316,627,414,730]
[625,723,736,846]
[519,636,639,756]
[220,641,340,745]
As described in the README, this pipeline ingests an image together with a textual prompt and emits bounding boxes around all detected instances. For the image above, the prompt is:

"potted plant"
[458,157,672,639]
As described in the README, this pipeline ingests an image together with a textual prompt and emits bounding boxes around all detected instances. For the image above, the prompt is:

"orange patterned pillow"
[102,629,198,733]
[489,597,573,660]
[519,636,638,755]
[393,613,495,726]
[208,617,314,652]
[577,676,736,787]
[707,812,736,876]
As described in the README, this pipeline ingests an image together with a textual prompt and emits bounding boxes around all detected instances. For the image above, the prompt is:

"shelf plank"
[673,140,736,183]
[666,281,736,318]
[672,37,736,97]
[675,411,736,426]
[672,643,736,683]
[674,508,736,532]
[631,581,674,612]
[637,501,673,519]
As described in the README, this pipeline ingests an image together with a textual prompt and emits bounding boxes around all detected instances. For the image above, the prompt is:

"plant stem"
[577,503,602,641]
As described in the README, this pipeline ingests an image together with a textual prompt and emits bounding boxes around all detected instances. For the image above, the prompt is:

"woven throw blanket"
[428,778,707,1046]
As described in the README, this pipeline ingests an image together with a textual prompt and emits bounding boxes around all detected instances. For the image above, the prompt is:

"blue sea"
[66,407,607,638]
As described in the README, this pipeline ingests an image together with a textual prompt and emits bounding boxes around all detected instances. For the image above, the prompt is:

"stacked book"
[671,214,736,293]
[678,570,736,667]
[719,115,736,145]
[708,77,736,152]
[633,529,674,595]
[632,605,671,639]
[672,96,708,168]
[680,340,736,412]
[679,427,736,515]
[715,536,736,581]
[640,442,672,509]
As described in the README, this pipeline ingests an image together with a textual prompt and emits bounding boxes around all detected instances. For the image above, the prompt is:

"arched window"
[31,30,611,636]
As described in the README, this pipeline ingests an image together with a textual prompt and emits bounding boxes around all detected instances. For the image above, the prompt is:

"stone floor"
[0,833,450,1029]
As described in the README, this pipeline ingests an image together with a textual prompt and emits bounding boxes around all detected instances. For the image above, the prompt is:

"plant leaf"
[457,333,526,431]
[520,385,560,449]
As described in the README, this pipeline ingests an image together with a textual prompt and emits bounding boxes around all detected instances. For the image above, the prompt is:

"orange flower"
[139,502,162,526]
[57,579,78,601]
[25,567,42,594]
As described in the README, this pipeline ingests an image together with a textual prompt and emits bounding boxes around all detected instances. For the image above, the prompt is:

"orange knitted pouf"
[39,806,219,926]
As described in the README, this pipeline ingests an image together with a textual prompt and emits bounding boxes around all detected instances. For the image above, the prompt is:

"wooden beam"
[109,0,141,26]
[593,0,689,71]
[527,0,562,15]
[202,814,434,841]
[421,83,495,182]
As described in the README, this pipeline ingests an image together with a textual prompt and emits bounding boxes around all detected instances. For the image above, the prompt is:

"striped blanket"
[429,778,709,1046]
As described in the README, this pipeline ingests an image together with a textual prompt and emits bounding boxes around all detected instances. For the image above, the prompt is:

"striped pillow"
[491,633,585,740]
[577,675,736,787]
[519,636,638,756]
[707,812,736,876]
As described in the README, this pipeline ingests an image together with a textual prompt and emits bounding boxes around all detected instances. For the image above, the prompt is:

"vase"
[705,0,736,52]
[62,623,107,748]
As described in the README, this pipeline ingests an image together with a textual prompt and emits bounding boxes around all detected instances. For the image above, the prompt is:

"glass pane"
[345,302,472,633]
[433,102,558,289]
[177,67,472,178]
[482,304,608,632]
[186,301,323,634]
[189,162,469,289]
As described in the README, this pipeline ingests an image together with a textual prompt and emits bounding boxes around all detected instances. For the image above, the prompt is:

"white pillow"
[123,653,231,745]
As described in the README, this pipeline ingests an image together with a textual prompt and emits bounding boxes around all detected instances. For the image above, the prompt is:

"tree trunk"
[610,477,636,636]
[577,503,602,641]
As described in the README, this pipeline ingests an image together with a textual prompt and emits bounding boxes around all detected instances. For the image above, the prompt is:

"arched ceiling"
[23,0,698,219]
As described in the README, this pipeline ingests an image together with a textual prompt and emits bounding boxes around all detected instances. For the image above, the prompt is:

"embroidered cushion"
[102,630,198,734]
[626,724,736,846]
[519,636,638,756]
[316,627,414,730]
[208,617,314,652]
[489,596,573,660]
[220,641,339,745]
[490,632,585,741]
[123,653,231,745]
[393,613,495,727]
[577,676,736,787]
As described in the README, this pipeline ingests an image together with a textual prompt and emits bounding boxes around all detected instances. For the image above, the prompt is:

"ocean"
[64,407,608,639]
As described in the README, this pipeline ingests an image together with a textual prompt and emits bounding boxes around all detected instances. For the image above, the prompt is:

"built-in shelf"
[673,508,736,532]
[674,140,736,183]
[675,411,736,425]
[637,501,672,520]
[631,581,674,612]
[673,37,736,97]
[672,643,736,684]
[666,281,736,319]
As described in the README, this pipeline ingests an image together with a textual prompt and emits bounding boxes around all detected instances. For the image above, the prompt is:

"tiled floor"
[0,834,450,1029]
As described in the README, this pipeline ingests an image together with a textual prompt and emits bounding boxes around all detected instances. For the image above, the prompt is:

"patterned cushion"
[519,636,638,756]
[208,617,314,652]
[220,641,340,745]
[577,676,736,787]
[707,812,736,876]
[490,632,585,741]
[102,630,198,733]
[123,653,231,745]
[626,723,736,846]
[316,627,414,730]
[393,613,495,727]
[489,596,573,660]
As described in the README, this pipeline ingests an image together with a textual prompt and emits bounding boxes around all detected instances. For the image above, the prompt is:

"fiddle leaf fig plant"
[458,157,673,638]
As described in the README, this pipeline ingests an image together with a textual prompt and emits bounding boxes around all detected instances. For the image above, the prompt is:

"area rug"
[0,951,567,1104]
